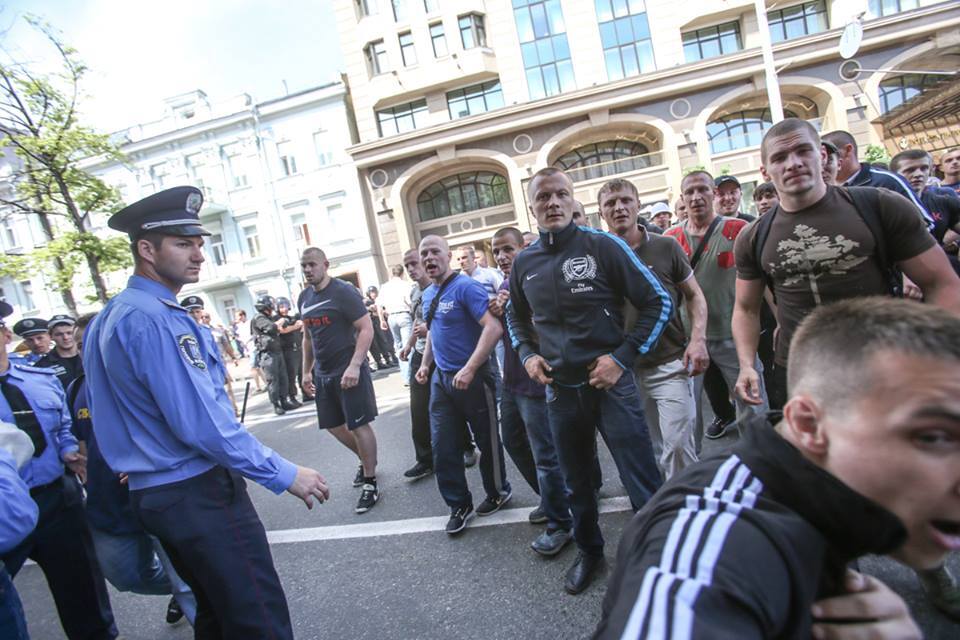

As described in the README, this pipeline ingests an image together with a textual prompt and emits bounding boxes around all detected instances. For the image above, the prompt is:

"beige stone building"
[335,0,960,270]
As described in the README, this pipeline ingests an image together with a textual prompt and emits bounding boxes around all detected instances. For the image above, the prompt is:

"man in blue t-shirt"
[299,247,381,514]
[415,235,511,534]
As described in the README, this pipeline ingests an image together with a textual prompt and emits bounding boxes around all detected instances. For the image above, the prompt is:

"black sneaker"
[352,464,364,487]
[705,417,733,440]
[476,489,512,516]
[165,596,184,625]
[273,404,286,416]
[403,461,433,481]
[355,483,380,514]
[445,505,475,534]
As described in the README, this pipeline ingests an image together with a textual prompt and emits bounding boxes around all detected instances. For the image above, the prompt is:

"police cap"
[0,300,11,320]
[48,314,77,330]
[109,186,210,238]
[13,317,49,337]
[180,295,205,310]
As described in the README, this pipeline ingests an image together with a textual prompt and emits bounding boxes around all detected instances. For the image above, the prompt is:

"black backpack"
[752,186,903,299]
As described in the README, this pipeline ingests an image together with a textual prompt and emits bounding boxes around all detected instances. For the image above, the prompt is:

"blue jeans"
[387,313,413,381]
[89,526,197,625]
[430,365,511,509]
[500,391,572,531]
[0,566,29,640]
[546,374,662,556]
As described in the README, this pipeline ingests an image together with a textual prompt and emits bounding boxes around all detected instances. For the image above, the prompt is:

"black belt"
[29,477,61,497]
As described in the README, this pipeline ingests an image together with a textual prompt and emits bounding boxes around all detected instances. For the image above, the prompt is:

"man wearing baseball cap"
[714,175,756,223]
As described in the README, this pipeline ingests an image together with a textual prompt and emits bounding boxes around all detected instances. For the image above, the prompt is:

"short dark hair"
[76,312,98,331]
[890,149,932,172]
[129,232,166,264]
[761,118,820,162]
[822,130,857,156]
[492,226,524,245]
[753,181,778,200]
[597,179,639,206]
[789,297,960,413]
[681,170,715,190]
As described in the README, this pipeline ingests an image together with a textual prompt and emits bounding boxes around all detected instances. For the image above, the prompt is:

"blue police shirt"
[9,352,43,366]
[198,324,229,399]
[422,273,490,373]
[0,447,38,554]
[83,275,296,493]
[0,364,78,488]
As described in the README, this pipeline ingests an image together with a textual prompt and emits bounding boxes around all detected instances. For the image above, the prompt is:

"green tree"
[863,144,891,165]
[0,15,131,314]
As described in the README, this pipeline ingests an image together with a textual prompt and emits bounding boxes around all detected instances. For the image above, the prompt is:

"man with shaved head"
[415,235,511,535]
[507,167,671,594]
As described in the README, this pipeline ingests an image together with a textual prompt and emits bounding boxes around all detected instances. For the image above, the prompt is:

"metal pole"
[240,381,251,423]
[755,0,785,122]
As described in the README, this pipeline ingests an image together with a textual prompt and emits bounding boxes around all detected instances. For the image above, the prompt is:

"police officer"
[0,301,118,639]
[252,295,299,415]
[36,314,84,389]
[181,295,235,414]
[83,186,329,639]
[1,421,39,640]
[275,297,305,405]
[11,317,51,365]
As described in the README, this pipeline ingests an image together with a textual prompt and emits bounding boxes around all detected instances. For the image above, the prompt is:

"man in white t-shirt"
[378,265,413,382]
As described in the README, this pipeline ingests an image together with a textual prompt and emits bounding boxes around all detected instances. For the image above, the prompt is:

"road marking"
[244,394,410,427]
[266,496,632,544]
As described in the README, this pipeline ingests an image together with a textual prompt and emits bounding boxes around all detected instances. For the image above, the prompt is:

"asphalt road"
[14,367,960,639]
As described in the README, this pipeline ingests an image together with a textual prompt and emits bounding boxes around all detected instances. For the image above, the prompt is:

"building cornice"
[346,4,960,168]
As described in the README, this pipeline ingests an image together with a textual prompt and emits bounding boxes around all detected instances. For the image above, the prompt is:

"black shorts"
[314,364,378,430]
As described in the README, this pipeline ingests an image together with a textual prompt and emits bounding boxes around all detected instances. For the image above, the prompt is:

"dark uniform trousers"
[2,476,117,640]
[259,350,289,408]
[131,466,293,640]
[280,345,300,401]
[410,351,475,468]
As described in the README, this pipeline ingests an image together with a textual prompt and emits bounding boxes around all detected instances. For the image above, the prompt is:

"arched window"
[553,140,652,182]
[416,171,511,222]
[878,74,940,114]
[707,108,798,154]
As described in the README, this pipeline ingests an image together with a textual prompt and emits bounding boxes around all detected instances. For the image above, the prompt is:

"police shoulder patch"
[14,363,56,374]
[177,334,207,370]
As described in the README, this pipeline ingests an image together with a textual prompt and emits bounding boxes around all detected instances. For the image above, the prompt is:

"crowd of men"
[1,126,960,638]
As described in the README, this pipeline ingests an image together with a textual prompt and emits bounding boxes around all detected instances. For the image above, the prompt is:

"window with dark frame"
[682,20,742,62]
[595,0,655,81]
[446,80,505,119]
[513,0,575,100]
[399,31,417,66]
[867,0,919,18]
[364,40,388,75]
[459,13,486,49]
[416,171,511,222]
[376,99,429,137]
[429,22,447,57]
[707,108,799,154]
[878,74,940,113]
[391,0,406,22]
[767,0,828,43]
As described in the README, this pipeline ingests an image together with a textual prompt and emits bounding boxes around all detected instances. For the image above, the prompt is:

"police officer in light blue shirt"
[180,295,231,405]
[0,423,38,640]
[83,186,329,639]
[10,317,51,366]
[0,300,118,639]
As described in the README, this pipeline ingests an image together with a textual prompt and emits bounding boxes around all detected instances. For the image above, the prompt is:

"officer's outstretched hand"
[524,355,553,385]
[588,355,624,390]
[287,466,330,509]
[811,570,920,640]
[63,451,87,484]
[302,370,316,396]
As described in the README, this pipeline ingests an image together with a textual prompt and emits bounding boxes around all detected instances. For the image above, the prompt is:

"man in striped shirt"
[595,297,959,638]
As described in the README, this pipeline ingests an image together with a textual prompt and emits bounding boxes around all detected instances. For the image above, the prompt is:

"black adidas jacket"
[594,415,906,640]
[505,222,672,384]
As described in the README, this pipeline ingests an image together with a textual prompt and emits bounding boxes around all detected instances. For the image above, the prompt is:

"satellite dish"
[839,20,863,60]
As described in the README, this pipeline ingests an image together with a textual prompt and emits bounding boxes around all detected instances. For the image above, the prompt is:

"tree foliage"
[0,15,131,313]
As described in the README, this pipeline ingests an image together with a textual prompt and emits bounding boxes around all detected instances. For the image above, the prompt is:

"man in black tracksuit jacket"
[506,167,673,595]
[596,297,960,638]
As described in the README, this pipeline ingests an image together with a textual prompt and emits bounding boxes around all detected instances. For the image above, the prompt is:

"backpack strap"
[752,204,779,299]
[845,186,903,298]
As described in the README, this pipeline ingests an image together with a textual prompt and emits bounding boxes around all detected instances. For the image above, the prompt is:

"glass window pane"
[615,17,633,45]
[527,68,546,99]
[700,39,720,58]
[595,0,613,22]
[546,0,565,32]
[514,9,534,42]
[466,94,485,114]
[521,41,540,66]
[627,0,646,13]
[486,87,504,110]
[683,42,700,62]
[719,33,739,53]
[637,40,655,72]
[543,64,560,96]
[552,34,570,60]
[557,59,575,92]
[537,37,554,64]
[605,49,624,80]
[632,14,650,39]
[531,4,549,38]
[612,0,629,18]
[599,22,617,48]
[621,45,639,77]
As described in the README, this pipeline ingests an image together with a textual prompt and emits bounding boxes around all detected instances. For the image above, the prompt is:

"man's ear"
[137,238,158,265]
[759,164,771,182]
[782,394,829,457]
